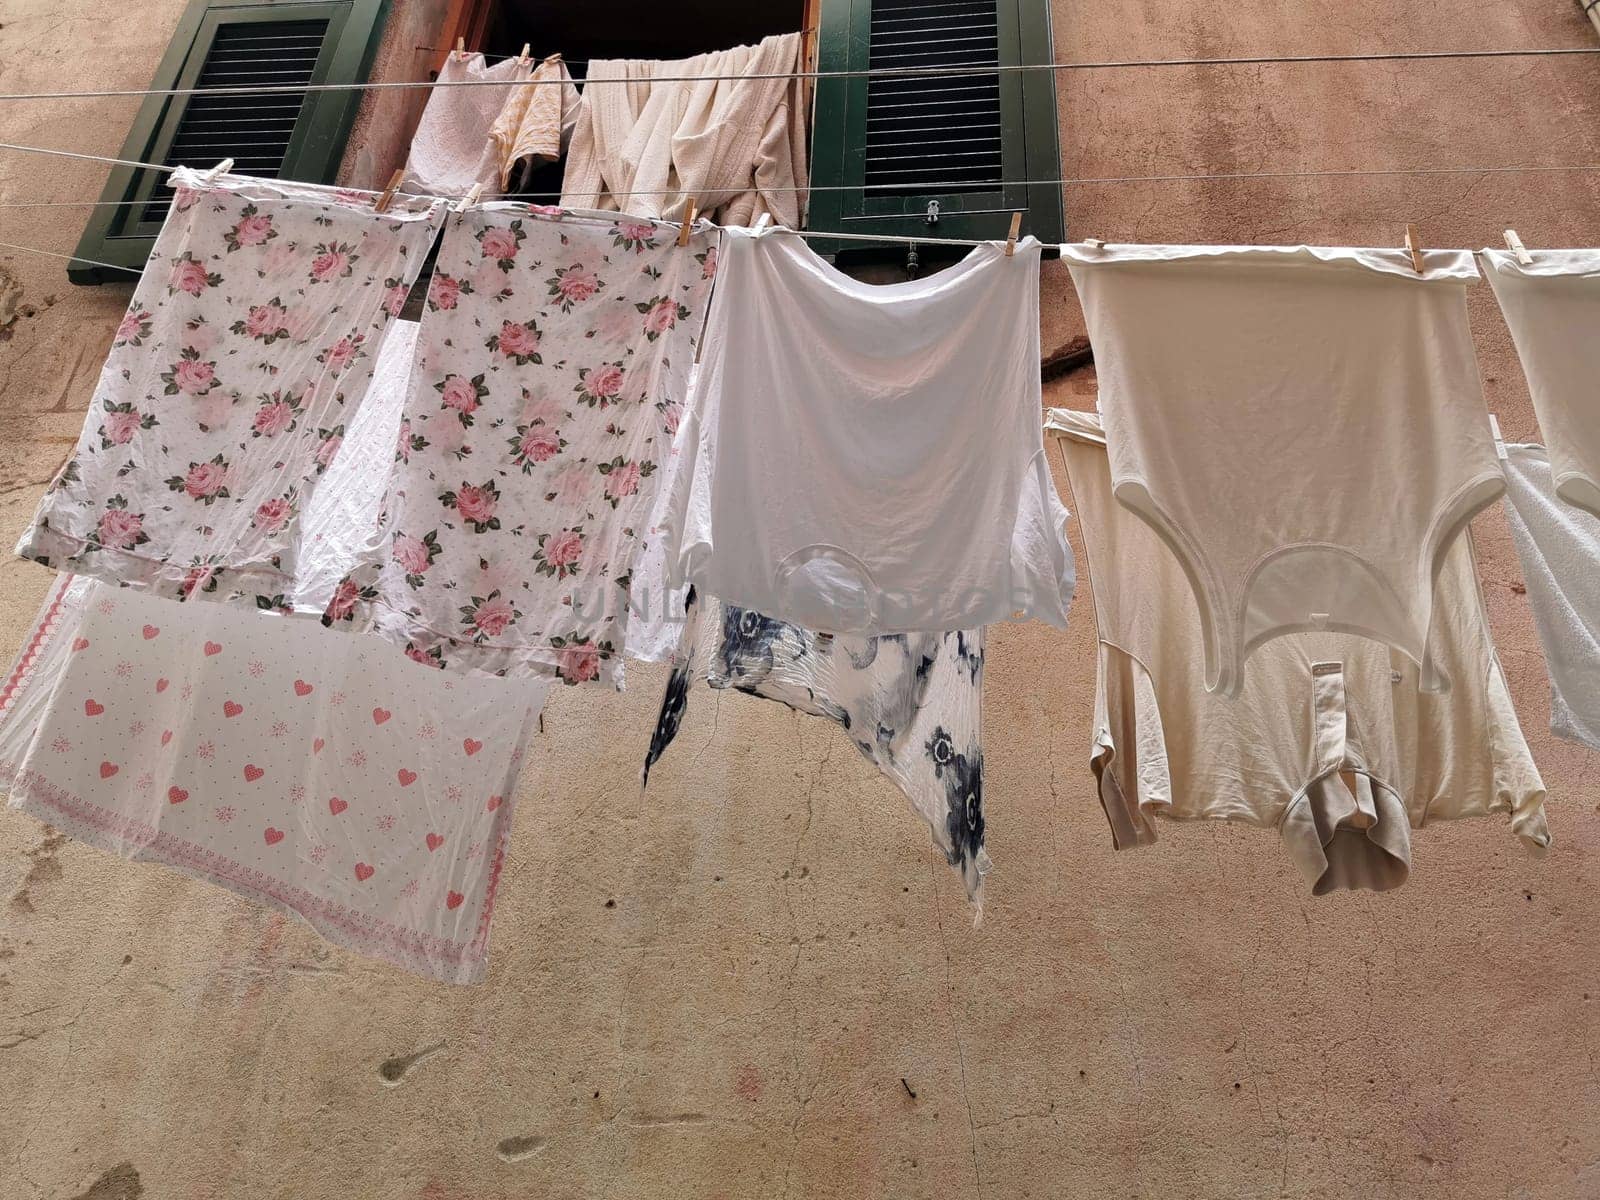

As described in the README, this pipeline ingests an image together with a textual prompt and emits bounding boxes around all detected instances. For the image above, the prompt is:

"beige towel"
[487,54,582,191]
[561,33,808,227]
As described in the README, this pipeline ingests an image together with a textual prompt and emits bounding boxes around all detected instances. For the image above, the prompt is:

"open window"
[463,0,811,206]
[69,0,388,284]
[807,0,1063,247]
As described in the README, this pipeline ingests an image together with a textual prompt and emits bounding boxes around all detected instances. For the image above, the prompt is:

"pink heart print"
[486,795,502,812]
[312,737,325,754]
[397,769,418,787]
[445,891,465,910]
[203,641,223,656]
[243,764,264,782]
[223,700,243,718]
[426,833,444,851]
[71,637,90,652]
[263,828,285,846]
[155,677,169,693]
[160,729,173,746]
[463,738,483,756]
[293,679,313,697]
[84,699,105,717]
[328,796,348,815]
[99,761,118,779]
[142,624,160,640]
[167,786,187,804]
[372,707,392,725]
[354,863,375,883]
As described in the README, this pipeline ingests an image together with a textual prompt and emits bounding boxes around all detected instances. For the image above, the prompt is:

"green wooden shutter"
[68,0,388,285]
[808,0,1063,249]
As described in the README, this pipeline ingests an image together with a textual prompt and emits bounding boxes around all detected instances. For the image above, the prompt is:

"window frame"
[69,0,388,285]
[806,0,1063,248]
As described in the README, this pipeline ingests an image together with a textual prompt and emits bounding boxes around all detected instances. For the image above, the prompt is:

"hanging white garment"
[403,52,533,199]
[659,229,1075,635]
[560,33,809,227]
[1481,250,1600,519]
[1500,442,1600,752]
[1062,243,1504,698]
[291,319,419,608]
[1049,407,1549,893]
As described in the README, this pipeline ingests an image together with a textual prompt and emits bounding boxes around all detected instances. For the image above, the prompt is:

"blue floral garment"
[643,589,989,906]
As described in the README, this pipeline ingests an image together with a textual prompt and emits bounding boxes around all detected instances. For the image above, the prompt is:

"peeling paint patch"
[68,1163,143,1200]
[378,1039,447,1086]
[734,1064,763,1102]
[8,830,67,913]
[0,266,22,332]
[494,1133,547,1162]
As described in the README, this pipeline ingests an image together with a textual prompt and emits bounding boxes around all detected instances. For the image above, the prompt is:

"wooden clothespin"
[454,37,466,62]
[373,168,404,214]
[677,197,698,247]
[1004,212,1022,256]
[1504,228,1533,266]
[753,212,773,234]
[1083,237,1106,249]
[1404,223,1425,275]
[201,158,234,187]
[453,182,482,222]
[518,43,532,66]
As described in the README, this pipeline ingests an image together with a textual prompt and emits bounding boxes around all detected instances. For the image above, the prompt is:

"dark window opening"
[477,0,809,205]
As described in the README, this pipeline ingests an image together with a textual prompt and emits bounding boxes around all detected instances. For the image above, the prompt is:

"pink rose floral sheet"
[15,169,447,611]
[0,575,548,984]
[324,206,717,686]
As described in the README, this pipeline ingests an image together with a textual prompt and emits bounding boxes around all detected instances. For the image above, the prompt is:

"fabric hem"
[336,595,625,689]
[2,764,491,986]
[17,522,310,612]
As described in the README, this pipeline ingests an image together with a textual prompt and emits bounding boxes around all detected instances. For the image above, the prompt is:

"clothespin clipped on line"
[1083,238,1106,249]
[455,37,466,62]
[753,212,773,233]
[518,43,532,67]
[1504,228,1533,266]
[1404,224,1425,275]
[1004,212,1022,257]
[1488,413,1509,462]
[201,158,234,187]
[373,168,404,214]
[453,182,483,222]
[677,197,698,247]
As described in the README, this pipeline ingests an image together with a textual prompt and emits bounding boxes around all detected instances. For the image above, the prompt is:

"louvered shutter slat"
[140,18,330,223]
[863,0,1004,197]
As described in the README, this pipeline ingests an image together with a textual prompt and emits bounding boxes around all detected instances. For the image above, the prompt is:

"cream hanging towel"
[560,33,809,227]
[487,54,582,191]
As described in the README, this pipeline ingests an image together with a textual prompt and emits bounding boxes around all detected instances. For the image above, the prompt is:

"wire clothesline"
[3,139,1600,212]
[0,45,1597,102]
[2,139,1596,268]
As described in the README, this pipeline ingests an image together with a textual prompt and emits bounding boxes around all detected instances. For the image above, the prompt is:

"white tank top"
[658,228,1075,635]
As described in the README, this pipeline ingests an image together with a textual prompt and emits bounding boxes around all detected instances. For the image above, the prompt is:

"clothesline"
[430,43,1600,72]
[0,45,1596,102]
[3,138,1599,226]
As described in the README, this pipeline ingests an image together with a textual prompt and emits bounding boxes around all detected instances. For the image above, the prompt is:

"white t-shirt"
[658,228,1075,635]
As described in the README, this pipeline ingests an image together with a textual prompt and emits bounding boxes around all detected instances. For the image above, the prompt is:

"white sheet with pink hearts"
[0,575,547,984]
